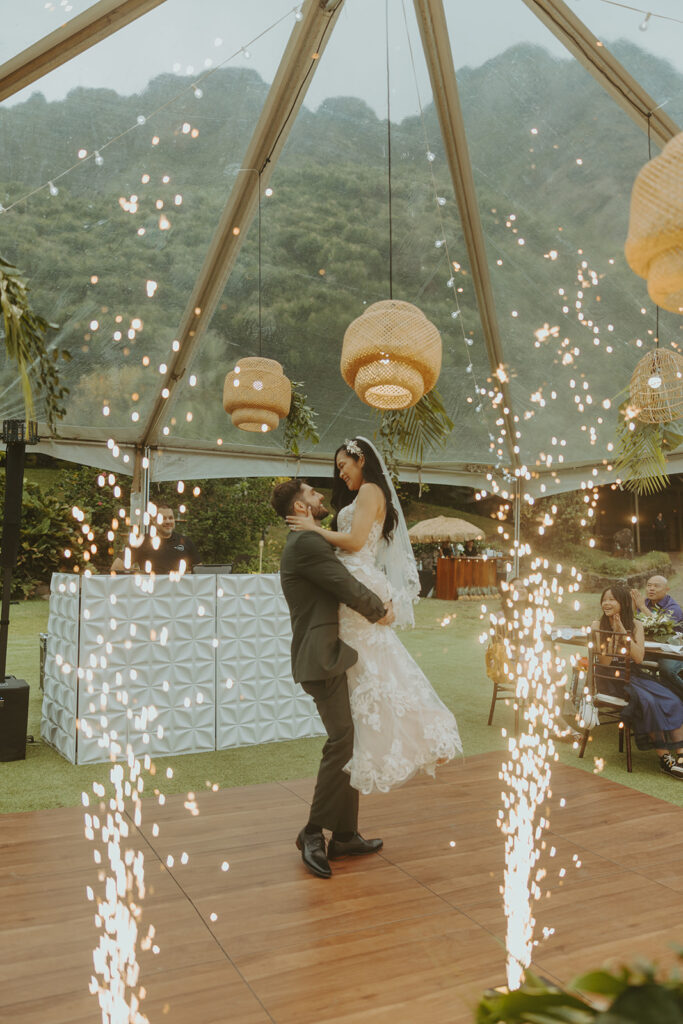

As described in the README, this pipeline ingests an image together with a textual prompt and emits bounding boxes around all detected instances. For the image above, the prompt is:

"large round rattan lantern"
[223,356,291,432]
[625,132,683,314]
[629,347,683,423]
[340,299,442,410]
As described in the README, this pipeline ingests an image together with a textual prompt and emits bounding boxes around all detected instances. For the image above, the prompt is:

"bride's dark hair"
[331,438,398,541]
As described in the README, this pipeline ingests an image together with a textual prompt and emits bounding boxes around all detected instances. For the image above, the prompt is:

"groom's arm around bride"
[271,478,391,878]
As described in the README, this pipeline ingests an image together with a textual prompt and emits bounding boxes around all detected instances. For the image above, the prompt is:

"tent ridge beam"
[413,0,521,471]
[0,0,167,103]
[521,0,680,148]
[140,0,345,448]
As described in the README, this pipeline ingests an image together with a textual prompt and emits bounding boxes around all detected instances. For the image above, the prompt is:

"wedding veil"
[355,436,420,628]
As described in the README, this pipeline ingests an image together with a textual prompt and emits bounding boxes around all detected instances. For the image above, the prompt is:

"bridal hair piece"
[355,436,420,628]
[344,438,363,457]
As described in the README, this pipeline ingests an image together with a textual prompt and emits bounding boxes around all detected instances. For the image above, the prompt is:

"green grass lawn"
[3,590,682,815]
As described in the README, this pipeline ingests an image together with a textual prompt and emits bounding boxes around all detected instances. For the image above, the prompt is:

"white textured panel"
[40,573,80,762]
[41,573,325,764]
[216,574,324,749]
[76,574,216,763]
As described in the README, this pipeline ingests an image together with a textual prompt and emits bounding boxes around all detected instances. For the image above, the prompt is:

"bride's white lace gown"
[337,500,462,794]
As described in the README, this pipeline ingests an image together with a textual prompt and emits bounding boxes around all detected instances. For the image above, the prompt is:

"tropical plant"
[0,474,84,596]
[613,399,683,496]
[283,381,319,456]
[476,956,683,1023]
[0,253,67,432]
[376,388,454,481]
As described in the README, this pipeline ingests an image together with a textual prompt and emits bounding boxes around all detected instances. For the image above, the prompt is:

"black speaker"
[0,677,29,761]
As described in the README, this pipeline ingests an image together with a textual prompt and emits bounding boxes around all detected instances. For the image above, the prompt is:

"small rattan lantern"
[223,356,291,432]
[625,131,683,314]
[340,299,442,409]
[629,347,683,423]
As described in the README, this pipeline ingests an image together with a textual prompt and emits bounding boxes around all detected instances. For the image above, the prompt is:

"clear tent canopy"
[1,0,682,498]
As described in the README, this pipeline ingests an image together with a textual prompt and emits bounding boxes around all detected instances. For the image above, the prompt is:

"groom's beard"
[307,503,328,521]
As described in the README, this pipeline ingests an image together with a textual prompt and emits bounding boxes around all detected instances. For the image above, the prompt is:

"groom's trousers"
[301,672,358,834]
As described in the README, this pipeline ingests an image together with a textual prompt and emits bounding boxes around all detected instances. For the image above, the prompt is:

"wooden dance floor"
[3,751,683,1023]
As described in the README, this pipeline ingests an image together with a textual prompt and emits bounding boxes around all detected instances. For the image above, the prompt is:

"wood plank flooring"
[2,751,682,1023]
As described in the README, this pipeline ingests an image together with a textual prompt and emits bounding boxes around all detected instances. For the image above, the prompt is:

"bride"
[287,436,462,794]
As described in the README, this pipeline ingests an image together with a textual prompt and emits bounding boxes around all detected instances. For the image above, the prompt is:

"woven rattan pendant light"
[223,356,291,432]
[223,172,291,432]
[340,4,441,411]
[629,346,683,423]
[341,300,441,409]
[625,131,683,314]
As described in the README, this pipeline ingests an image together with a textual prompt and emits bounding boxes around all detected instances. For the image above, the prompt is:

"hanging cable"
[258,171,262,357]
[385,0,393,299]
[646,112,661,350]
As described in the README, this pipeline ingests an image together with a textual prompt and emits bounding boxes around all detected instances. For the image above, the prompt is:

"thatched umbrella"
[407,516,484,544]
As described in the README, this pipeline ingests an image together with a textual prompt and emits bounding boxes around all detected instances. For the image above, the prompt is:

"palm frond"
[376,388,453,475]
[0,253,65,432]
[614,409,669,495]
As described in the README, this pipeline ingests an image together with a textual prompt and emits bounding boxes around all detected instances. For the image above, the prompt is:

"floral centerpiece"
[636,605,677,642]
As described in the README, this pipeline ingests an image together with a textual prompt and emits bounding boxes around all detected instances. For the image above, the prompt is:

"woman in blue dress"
[591,584,683,778]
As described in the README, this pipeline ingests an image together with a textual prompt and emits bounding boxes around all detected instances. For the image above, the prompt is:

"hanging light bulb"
[629,348,683,422]
[48,181,58,196]
[94,150,103,166]
[639,13,651,31]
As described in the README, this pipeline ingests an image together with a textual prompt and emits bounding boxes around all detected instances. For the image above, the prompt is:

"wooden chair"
[485,620,524,733]
[577,629,634,771]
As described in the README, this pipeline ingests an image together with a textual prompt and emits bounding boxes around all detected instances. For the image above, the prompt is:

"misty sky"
[2,0,682,120]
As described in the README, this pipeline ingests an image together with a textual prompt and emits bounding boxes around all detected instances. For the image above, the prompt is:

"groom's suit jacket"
[280,530,386,685]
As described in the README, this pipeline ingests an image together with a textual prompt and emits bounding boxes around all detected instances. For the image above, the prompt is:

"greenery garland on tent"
[613,396,683,495]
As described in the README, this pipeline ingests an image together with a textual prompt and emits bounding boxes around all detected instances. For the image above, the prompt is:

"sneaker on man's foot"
[659,753,683,778]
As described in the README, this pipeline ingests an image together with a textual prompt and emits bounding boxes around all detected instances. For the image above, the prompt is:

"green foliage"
[613,402,683,496]
[520,491,589,551]
[0,253,67,432]
[476,957,683,1023]
[377,388,454,481]
[150,476,279,567]
[283,381,319,456]
[48,464,131,571]
[0,473,84,596]
[561,543,669,580]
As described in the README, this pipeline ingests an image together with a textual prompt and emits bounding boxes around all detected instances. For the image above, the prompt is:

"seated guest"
[631,575,683,697]
[439,543,455,558]
[111,505,200,574]
[592,585,683,778]
[631,575,683,630]
[463,538,478,557]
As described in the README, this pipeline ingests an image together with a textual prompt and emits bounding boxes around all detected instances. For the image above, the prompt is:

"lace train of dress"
[337,501,462,795]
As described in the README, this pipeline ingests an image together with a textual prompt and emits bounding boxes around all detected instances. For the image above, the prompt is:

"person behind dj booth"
[111,505,201,573]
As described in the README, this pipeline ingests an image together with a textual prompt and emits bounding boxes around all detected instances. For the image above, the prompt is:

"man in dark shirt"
[112,506,200,574]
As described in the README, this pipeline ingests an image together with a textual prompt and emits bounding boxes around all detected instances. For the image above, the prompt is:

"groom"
[271,478,393,878]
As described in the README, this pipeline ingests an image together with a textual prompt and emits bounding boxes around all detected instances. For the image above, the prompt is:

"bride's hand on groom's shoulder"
[286,509,317,532]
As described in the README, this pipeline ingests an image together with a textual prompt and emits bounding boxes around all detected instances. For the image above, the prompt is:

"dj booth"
[41,572,324,764]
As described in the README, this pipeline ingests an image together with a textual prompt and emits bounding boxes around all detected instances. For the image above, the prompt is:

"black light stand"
[0,419,38,761]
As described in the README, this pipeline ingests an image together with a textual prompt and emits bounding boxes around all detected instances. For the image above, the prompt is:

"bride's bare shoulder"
[358,481,384,505]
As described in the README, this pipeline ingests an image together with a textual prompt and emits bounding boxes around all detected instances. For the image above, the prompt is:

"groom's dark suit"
[280,529,386,833]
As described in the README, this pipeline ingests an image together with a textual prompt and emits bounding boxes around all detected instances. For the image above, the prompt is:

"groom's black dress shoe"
[296,828,332,878]
[327,832,383,859]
